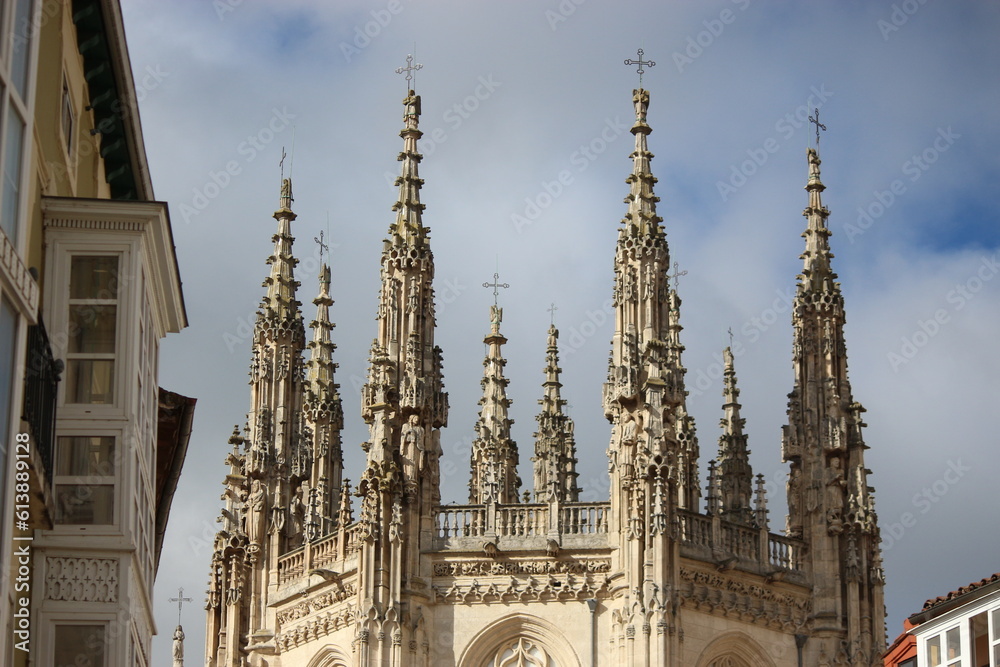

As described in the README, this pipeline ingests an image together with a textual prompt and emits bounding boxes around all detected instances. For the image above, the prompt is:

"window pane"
[1,106,25,243]
[993,608,1000,641]
[55,484,114,524]
[0,299,15,543]
[65,359,114,404]
[55,436,114,476]
[10,0,34,100]
[70,256,119,299]
[928,635,941,666]
[947,626,960,659]
[54,624,106,666]
[68,305,116,353]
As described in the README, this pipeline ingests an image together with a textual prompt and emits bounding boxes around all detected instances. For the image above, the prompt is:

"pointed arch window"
[709,657,749,667]
[492,637,554,667]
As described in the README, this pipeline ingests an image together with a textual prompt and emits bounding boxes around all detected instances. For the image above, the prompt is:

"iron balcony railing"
[22,316,61,482]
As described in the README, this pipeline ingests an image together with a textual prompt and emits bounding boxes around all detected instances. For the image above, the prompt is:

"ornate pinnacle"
[262,177,302,326]
[799,148,837,292]
[717,347,754,525]
[305,263,342,423]
[620,88,663,240]
[469,307,519,504]
[389,89,428,248]
[533,324,579,503]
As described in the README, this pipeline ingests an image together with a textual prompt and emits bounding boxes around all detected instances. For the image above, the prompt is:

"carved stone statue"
[401,413,425,483]
[786,465,803,538]
[825,457,846,532]
[172,625,185,665]
[289,485,305,537]
[246,479,266,547]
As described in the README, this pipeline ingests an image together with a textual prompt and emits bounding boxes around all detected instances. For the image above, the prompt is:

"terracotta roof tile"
[922,573,1000,612]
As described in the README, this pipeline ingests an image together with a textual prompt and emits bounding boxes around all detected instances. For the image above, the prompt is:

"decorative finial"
[395,53,423,88]
[727,327,734,349]
[624,48,655,88]
[483,271,510,306]
[547,302,558,326]
[314,229,329,263]
[669,261,688,290]
[168,587,193,626]
[808,107,826,147]
[279,146,287,181]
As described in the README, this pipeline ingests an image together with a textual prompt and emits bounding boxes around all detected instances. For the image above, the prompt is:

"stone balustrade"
[677,508,803,575]
[434,501,611,550]
[276,524,360,586]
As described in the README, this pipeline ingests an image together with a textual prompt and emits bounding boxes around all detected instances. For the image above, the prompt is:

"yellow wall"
[28,0,113,302]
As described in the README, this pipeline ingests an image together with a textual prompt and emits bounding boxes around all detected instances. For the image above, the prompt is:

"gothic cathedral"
[204,84,886,666]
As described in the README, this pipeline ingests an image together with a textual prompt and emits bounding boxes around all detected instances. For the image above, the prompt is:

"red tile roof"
[922,573,1000,612]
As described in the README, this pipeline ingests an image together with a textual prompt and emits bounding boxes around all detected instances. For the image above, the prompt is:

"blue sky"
[116,1,1000,662]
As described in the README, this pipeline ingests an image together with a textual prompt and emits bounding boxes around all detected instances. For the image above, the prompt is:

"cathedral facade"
[204,84,886,667]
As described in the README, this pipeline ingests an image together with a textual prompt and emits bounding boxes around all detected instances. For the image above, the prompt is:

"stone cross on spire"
[547,302,558,325]
[314,229,329,263]
[670,261,688,290]
[395,53,423,88]
[483,271,510,306]
[809,107,827,147]
[168,587,192,625]
[624,48,655,88]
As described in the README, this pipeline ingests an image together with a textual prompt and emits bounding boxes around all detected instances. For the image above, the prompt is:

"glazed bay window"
[926,625,962,667]
[53,624,106,666]
[0,0,35,244]
[65,255,119,404]
[992,607,1000,667]
[54,435,115,525]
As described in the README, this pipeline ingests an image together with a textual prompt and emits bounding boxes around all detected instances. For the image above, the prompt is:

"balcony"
[20,316,61,528]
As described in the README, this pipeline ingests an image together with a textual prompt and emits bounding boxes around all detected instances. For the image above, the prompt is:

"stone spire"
[715,347,754,525]
[305,264,339,414]
[205,177,314,664]
[469,305,520,504]
[532,324,579,503]
[799,148,836,292]
[303,262,344,537]
[782,146,885,662]
[389,89,429,249]
[602,87,699,663]
[354,84,448,663]
[621,88,663,240]
[261,178,304,328]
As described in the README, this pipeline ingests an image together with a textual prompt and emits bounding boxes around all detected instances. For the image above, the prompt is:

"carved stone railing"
[721,521,760,561]
[677,508,803,575]
[277,547,306,585]
[310,531,339,570]
[436,505,486,539]
[434,501,611,549]
[496,504,546,537]
[677,510,712,549]
[560,502,609,535]
[276,523,360,586]
[767,533,801,571]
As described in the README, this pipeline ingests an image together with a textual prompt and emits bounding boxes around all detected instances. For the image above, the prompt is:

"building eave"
[71,0,155,201]
[154,388,196,575]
